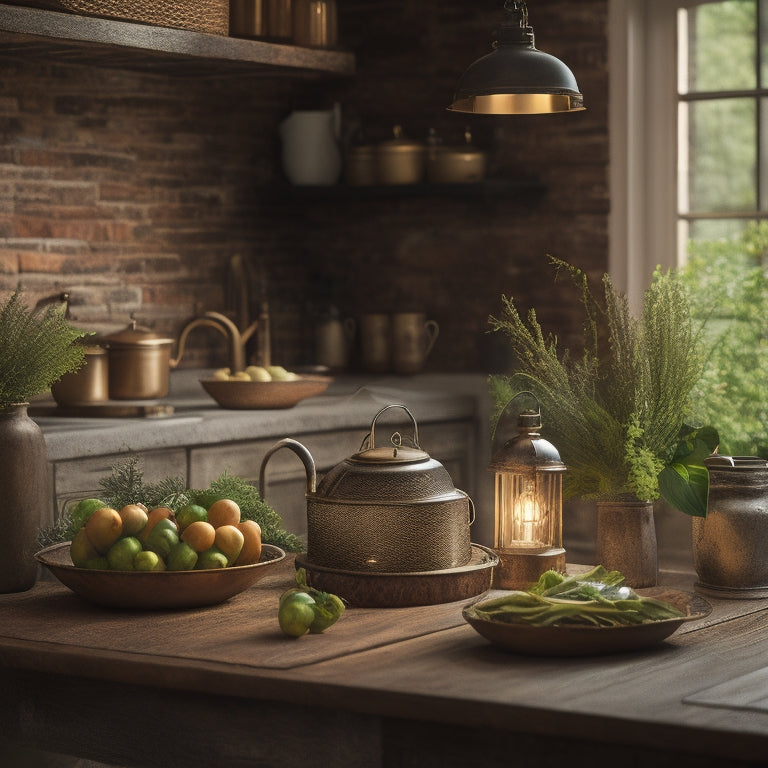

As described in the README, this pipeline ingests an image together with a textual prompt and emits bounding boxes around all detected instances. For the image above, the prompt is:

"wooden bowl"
[463,587,712,656]
[200,375,332,409]
[35,542,286,609]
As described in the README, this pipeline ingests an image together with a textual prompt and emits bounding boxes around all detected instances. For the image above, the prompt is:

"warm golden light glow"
[448,92,585,115]
[494,471,562,553]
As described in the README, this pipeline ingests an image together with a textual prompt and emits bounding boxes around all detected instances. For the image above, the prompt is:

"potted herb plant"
[488,259,718,586]
[0,290,87,593]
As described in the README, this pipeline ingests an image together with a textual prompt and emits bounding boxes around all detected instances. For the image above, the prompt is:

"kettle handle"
[368,404,419,450]
[258,438,317,501]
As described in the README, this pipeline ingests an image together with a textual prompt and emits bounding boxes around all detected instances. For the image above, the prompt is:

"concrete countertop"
[31,370,493,463]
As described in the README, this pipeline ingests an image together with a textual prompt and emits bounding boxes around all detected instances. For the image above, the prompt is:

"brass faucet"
[170,306,271,373]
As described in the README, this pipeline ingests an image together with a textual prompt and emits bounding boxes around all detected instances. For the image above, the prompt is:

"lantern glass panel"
[495,469,563,553]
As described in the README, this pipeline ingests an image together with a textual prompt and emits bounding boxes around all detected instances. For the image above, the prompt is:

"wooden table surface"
[2,556,768,768]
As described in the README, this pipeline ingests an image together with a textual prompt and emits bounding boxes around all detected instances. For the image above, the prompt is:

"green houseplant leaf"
[658,425,720,517]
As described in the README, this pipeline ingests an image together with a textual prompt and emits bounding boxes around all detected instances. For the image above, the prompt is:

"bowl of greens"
[463,566,711,656]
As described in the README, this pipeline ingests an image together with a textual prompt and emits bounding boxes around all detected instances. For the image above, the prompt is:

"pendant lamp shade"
[448,1,584,115]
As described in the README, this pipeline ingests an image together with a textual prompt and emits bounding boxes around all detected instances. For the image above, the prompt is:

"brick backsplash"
[0,0,609,372]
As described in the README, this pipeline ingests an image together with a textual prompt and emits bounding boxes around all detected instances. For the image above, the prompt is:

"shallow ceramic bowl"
[463,587,712,657]
[35,542,286,609]
[200,375,332,409]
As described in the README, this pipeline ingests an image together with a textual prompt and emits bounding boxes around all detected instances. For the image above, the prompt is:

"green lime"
[196,547,228,570]
[69,498,108,531]
[145,518,179,558]
[167,541,198,571]
[134,550,166,572]
[106,536,142,571]
[176,504,208,531]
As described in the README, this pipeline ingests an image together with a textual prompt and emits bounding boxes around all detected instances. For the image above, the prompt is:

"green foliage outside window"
[682,223,768,459]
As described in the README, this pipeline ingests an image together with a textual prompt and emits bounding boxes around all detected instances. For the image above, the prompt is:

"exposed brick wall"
[0,0,609,372]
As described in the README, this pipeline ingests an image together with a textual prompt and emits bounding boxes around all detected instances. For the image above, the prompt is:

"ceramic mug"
[359,313,391,372]
[391,313,439,374]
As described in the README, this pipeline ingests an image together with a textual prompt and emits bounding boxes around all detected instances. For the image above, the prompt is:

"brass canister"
[230,0,266,38]
[376,125,426,185]
[292,0,337,48]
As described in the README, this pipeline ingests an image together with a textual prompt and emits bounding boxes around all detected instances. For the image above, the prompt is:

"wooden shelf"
[265,179,546,202]
[0,3,356,77]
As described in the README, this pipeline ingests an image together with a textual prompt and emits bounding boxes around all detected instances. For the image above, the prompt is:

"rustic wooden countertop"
[1,558,768,768]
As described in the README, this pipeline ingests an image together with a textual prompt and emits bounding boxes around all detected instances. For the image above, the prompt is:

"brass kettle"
[259,404,474,573]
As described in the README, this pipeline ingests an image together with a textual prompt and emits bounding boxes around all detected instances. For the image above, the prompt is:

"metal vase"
[0,404,49,593]
[595,500,658,588]
[692,456,768,598]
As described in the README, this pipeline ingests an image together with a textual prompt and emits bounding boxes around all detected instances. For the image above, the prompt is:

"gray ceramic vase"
[0,404,48,593]
[692,455,768,599]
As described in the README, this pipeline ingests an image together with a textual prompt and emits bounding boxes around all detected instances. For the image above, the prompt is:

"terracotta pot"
[0,404,49,593]
[595,500,658,587]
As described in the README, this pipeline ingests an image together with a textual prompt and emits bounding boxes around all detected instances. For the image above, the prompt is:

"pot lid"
[101,317,174,347]
[379,125,425,153]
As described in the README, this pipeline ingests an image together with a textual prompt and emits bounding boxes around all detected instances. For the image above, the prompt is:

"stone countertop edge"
[33,371,492,462]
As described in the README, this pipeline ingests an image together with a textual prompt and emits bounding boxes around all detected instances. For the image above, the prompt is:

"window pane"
[684,0,756,93]
[685,98,756,212]
[682,219,768,458]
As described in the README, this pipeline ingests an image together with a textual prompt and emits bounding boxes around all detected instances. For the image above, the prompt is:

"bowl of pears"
[200,364,332,410]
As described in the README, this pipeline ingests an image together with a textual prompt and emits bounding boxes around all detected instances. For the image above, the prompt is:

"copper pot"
[100,319,174,400]
[50,346,109,406]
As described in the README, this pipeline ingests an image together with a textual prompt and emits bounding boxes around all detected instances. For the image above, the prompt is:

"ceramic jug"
[315,308,355,370]
[391,312,439,374]
[279,103,341,186]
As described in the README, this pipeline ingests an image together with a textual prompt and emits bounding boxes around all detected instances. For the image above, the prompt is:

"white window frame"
[609,0,683,313]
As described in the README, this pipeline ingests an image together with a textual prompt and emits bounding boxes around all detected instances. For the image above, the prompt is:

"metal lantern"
[490,397,566,589]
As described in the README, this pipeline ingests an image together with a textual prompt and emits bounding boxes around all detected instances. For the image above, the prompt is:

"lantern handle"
[491,390,541,453]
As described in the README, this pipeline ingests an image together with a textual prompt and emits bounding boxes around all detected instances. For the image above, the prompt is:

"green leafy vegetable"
[471,566,684,628]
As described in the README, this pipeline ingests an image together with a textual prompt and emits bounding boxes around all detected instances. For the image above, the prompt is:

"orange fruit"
[234,520,262,565]
[181,520,216,553]
[207,499,241,528]
[84,506,123,554]
[118,504,149,537]
[214,524,245,565]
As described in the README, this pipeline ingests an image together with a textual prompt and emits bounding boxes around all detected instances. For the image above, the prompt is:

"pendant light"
[448,0,585,115]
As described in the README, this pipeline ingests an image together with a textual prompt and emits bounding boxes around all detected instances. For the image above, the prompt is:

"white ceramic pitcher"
[279,102,341,185]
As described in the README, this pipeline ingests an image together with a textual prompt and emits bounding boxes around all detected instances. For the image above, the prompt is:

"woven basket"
[16,0,229,35]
